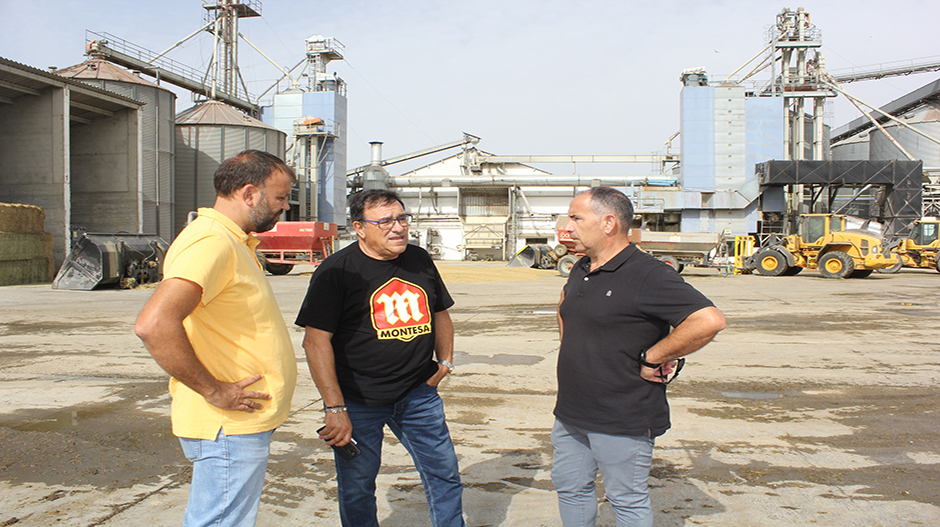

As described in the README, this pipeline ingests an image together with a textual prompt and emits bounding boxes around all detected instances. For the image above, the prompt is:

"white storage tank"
[174,100,286,237]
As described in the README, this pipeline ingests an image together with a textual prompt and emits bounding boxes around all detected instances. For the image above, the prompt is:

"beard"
[249,191,282,233]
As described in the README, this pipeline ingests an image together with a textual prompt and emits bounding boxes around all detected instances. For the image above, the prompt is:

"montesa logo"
[370,278,432,342]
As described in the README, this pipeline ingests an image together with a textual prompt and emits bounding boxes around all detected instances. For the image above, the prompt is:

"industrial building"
[0,57,145,271]
[1,2,939,286]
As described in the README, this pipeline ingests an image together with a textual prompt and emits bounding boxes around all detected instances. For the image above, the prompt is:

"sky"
[2,0,938,174]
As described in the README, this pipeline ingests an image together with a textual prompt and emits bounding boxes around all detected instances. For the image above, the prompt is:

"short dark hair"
[214,150,296,198]
[584,187,635,234]
[349,189,405,222]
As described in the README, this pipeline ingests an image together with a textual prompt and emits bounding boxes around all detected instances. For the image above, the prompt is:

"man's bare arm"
[426,309,454,387]
[134,278,271,412]
[302,326,352,446]
[640,306,726,383]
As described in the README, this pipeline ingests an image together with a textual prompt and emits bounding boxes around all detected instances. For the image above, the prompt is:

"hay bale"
[0,258,55,285]
[0,202,46,233]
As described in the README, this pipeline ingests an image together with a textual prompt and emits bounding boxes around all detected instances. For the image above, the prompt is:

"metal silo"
[57,58,176,238]
[869,105,940,164]
[174,100,287,236]
[830,132,870,161]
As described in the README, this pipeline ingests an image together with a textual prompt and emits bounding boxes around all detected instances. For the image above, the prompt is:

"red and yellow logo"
[370,278,432,342]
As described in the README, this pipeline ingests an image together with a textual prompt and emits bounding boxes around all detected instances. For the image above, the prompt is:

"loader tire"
[850,269,873,278]
[818,251,854,279]
[557,255,578,277]
[553,244,569,257]
[782,266,803,276]
[754,249,788,276]
[876,252,903,274]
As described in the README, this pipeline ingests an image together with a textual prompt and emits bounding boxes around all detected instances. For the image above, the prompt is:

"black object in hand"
[317,426,362,461]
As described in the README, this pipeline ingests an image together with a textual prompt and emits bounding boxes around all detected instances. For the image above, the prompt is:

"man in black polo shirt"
[552,187,726,527]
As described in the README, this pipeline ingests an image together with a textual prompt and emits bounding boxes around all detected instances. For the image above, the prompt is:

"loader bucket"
[507,245,537,267]
[52,233,168,290]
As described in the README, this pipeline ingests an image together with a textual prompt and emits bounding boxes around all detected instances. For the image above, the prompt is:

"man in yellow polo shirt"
[135,150,297,527]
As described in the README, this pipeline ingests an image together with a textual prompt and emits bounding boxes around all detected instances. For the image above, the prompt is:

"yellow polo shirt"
[162,207,297,440]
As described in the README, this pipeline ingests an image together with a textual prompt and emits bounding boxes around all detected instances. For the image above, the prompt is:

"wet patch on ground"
[0,320,125,337]
[668,381,940,506]
[452,304,560,336]
[0,381,186,490]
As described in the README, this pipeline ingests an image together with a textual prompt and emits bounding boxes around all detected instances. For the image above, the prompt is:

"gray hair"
[581,187,635,234]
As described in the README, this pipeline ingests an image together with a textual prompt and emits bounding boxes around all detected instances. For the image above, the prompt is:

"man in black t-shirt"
[552,187,726,527]
[296,189,464,527]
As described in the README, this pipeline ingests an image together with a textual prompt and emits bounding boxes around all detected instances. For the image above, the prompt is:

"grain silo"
[869,104,940,164]
[174,100,286,236]
[57,58,176,238]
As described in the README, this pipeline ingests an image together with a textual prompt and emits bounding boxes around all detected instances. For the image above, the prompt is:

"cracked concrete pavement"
[0,262,938,526]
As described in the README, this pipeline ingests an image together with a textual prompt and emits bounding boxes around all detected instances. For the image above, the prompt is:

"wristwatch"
[638,351,662,369]
[437,359,455,373]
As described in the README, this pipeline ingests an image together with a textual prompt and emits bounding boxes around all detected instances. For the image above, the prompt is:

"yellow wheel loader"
[747,214,898,279]
[877,219,940,274]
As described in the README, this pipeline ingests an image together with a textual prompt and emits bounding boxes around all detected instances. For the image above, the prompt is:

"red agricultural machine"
[254,221,337,275]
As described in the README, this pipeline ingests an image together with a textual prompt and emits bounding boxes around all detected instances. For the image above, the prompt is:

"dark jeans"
[336,382,465,527]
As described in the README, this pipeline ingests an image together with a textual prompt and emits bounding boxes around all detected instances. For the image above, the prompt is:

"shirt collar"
[196,207,257,248]
[579,243,638,274]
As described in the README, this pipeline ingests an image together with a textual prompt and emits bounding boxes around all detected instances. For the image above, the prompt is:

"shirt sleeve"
[636,264,715,328]
[163,233,233,305]
[295,264,345,333]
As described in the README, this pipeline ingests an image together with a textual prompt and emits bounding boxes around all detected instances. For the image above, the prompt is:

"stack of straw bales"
[0,203,54,286]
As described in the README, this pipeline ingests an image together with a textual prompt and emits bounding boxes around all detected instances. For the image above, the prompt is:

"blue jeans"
[336,382,465,527]
[179,428,274,527]
[551,419,654,527]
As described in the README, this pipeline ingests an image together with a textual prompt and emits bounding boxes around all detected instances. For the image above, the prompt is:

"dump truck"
[508,227,726,277]
[877,218,940,274]
[746,213,898,279]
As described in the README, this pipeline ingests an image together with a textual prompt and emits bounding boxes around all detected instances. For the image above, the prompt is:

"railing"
[85,31,205,85]
[830,56,940,84]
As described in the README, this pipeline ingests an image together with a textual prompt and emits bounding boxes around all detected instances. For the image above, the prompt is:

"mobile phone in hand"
[317,426,362,461]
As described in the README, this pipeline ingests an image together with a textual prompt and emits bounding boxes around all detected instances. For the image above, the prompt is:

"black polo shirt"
[554,244,714,436]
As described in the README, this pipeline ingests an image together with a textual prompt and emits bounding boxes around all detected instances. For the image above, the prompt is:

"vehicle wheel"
[266,263,294,275]
[676,264,685,274]
[876,253,903,274]
[754,249,788,276]
[782,266,803,276]
[557,254,579,277]
[817,251,854,279]
[553,244,569,257]
[850,269,873,278]
[657,255,680,271]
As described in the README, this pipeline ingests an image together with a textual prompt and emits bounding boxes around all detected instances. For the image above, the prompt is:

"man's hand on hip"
[204,373,272,412]
[640,360,680,384]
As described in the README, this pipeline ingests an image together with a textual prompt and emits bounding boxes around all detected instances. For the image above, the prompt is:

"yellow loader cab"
[749,214,899,279]
[878,219,940,274]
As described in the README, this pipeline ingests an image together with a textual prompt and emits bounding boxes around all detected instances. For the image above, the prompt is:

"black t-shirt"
[295,243,454,406]
[554,244,715,437]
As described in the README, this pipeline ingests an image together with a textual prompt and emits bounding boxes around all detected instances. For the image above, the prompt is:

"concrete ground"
[0,262,938,526]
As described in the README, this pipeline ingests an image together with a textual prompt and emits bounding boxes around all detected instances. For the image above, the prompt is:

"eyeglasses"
[359,214,413,230]
[642,358,686,385]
